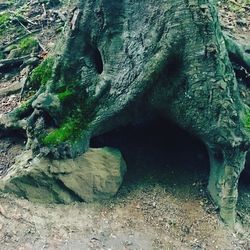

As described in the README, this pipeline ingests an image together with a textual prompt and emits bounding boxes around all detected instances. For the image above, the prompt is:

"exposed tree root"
[224,34,250,72]
[0,56,39,73]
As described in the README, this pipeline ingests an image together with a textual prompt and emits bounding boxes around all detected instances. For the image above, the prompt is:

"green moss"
[42,120,75,145]
[19,100,31,111]
[242,105,250,129]
[57,89,73,102]
[19,36,38,52]
[29,57,55,88]
[11,99,33,119]
[0,13,10,25]
[42,87,90,146]
[244,113,250,129]
[0,12,11,36]
[42,116,87,145]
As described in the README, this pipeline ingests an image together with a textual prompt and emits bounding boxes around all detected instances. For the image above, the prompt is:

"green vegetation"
[0,12,11,35]
[5,36,39,58]
[12,99,33,119]
[43,120,77,145]
[19,36,38,53]
[42,86,90,145]
[57,89,73,102]
[244,112,250,129]
[242,106,250,129]
[29,57,55,88]
[0,13,10,24]
[19,100,32,112]
[42,115,88,145]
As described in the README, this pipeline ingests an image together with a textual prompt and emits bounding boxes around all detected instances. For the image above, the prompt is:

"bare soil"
[0,122,250,250]
[0,136,25,176]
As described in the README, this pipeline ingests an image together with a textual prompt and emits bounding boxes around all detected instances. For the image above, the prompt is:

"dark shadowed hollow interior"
[91,117,250,204]
[91,117,210,198]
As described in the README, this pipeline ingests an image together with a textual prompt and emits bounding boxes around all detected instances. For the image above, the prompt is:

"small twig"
[41,3,47,18]
[53,10,67,22]
[70,8,81,31]
[0,205,8,219]
[0,203,35,226]
[16,18,32,34]
[37,40,47,52]
[9,10,36,25]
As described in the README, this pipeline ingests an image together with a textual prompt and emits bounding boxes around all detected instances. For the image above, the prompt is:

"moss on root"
[242,105,250,130]
[244,113,250,129]
[29,57,55,88]
[42,85,90,146]
[57,89,73,102]
[42,115,88,145]
[10,99,33,120]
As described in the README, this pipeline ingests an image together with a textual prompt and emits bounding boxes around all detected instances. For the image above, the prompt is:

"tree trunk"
[1,0,250,226]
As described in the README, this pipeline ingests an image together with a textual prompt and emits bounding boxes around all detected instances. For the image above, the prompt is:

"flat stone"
[0,147,127,203]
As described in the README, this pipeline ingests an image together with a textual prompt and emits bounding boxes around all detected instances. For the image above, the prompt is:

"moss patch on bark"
[29,57,55,88]
[242,106,250,129]
[42,117,88,145]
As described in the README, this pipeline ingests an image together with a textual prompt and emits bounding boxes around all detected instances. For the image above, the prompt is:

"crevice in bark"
[93,47,104,74]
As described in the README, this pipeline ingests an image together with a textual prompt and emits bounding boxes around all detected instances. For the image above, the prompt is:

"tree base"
[208,147,247,227]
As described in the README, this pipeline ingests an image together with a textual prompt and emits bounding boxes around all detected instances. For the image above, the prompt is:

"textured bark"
[207,147,247,226]
[224,34,250,72]
[1,0,250,225]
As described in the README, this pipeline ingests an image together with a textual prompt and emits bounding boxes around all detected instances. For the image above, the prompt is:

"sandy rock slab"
[0,147,127,203]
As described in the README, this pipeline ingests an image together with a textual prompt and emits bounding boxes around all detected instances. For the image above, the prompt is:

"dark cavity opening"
[93,48,104,74]
[91,117,210,198]
[231,61,250,87]
[238,152,250,215]
[85,44,104,74]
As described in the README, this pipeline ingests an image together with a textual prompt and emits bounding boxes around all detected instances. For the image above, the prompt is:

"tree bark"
[1,0,250,226]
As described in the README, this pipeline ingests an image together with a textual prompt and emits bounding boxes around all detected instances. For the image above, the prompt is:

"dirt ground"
[0,122,250,250]
[0,1,250,249]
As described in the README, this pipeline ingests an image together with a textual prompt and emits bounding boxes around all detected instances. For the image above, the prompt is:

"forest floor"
[0,1,250,249]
